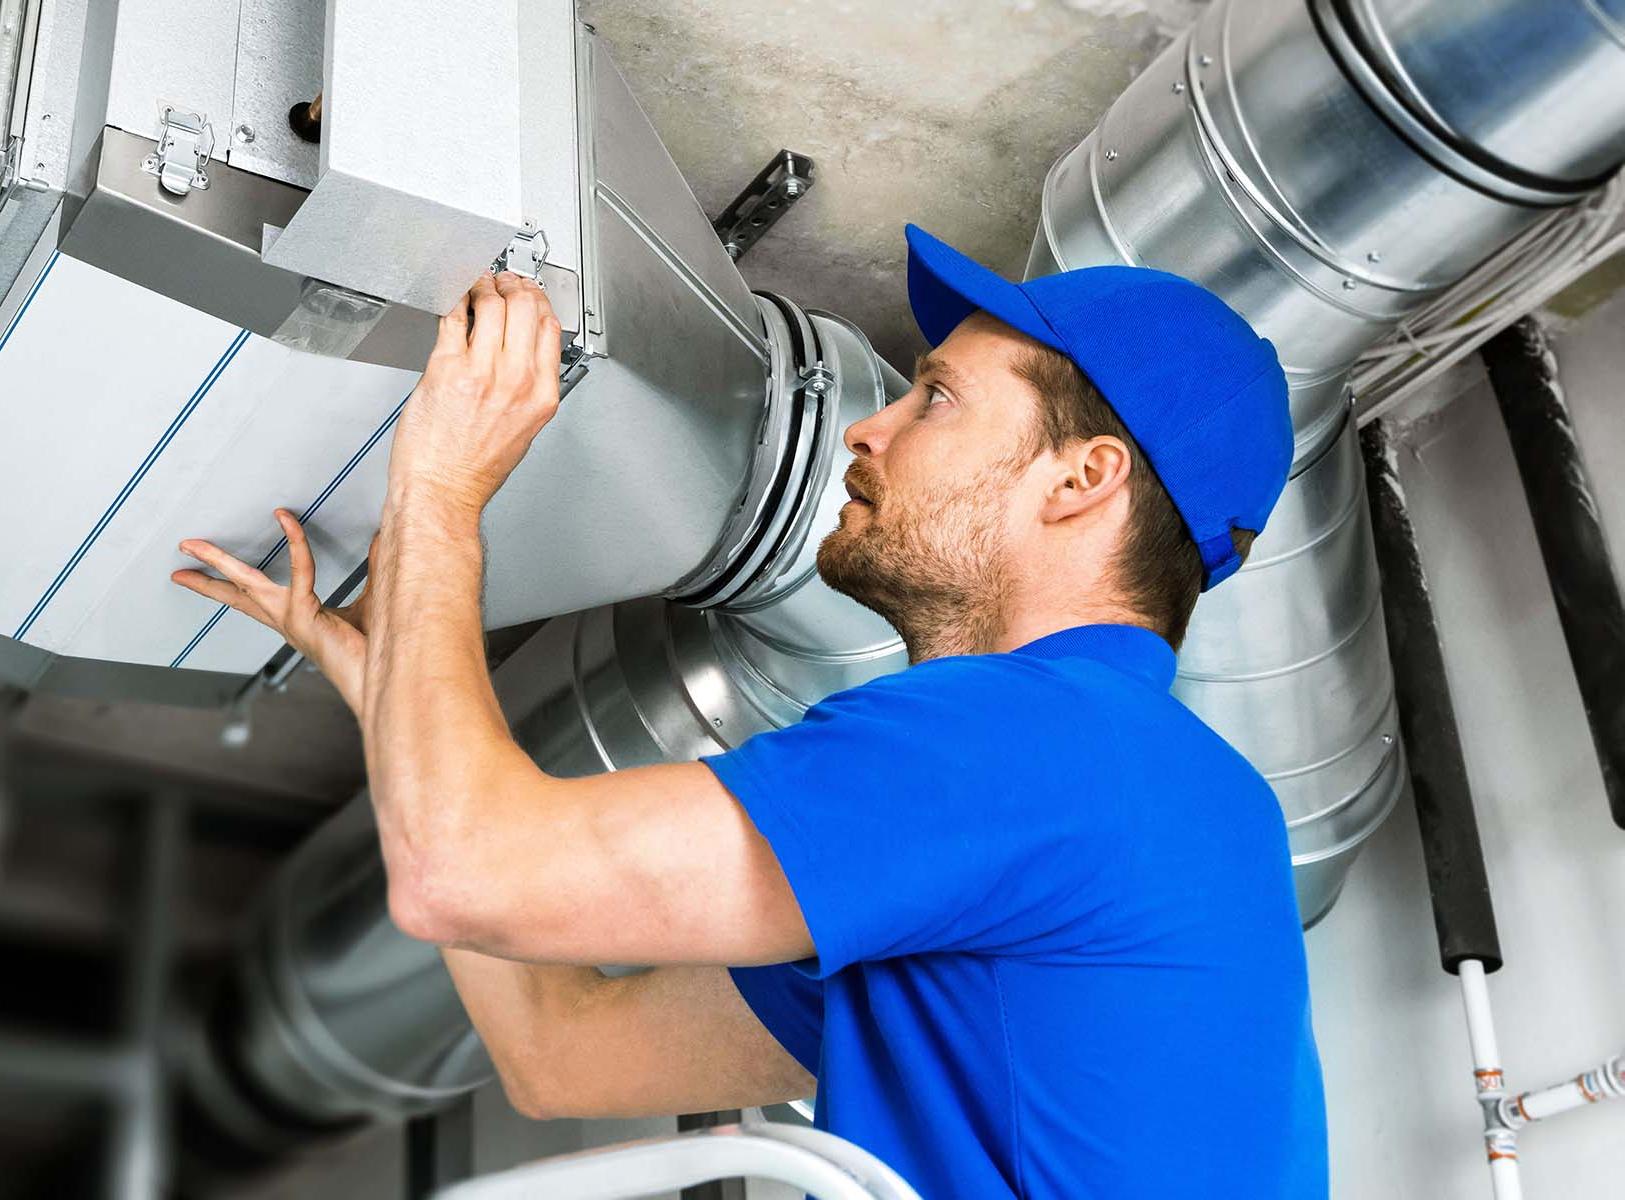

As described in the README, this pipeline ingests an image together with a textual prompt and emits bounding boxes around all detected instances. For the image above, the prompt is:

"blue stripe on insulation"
[168,388,414,669]
[0,250,61,360]
[13,327,253,640]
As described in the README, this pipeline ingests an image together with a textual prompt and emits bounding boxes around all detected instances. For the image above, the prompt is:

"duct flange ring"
[1309,0,1611,207]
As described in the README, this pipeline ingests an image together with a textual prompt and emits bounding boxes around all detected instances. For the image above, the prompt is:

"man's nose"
[844,405,896,457]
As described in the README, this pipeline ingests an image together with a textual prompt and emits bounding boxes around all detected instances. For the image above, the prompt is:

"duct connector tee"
[1026,0,1625,924]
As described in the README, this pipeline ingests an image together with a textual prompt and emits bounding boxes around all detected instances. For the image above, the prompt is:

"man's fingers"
[532,307,563,417]
[178,539,275,598]
[277,509,316,598]
[435,289,472,357]
[170,569,275,627]
[495,273,541,375]
[467,273,505,369]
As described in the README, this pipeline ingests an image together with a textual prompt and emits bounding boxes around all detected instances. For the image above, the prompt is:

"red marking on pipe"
[1487,1150,1519,1163]
[1516,1094,1531,1122]
[1577,1075,1601,1103]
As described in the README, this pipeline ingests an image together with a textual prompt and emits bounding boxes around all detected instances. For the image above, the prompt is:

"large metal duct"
[1028,0,1625,923]
[0,3,838,697]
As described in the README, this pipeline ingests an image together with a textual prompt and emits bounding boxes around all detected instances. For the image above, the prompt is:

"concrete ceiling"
[582,0,1200,367]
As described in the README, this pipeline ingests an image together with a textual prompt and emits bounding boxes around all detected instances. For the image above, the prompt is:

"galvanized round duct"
[1027,0,1625,924]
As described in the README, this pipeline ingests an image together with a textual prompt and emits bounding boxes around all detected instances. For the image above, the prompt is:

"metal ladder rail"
[434,1121,922,1200]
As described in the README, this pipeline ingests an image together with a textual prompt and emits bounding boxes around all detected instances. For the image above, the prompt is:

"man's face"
[817,313,1042,653]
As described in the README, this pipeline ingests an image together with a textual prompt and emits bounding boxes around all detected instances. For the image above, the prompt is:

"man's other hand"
[387,271,564,518]
[171,510,373,715]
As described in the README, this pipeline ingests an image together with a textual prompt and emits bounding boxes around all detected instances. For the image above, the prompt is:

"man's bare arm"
[442,951,814,1120]
[362,273,815,965]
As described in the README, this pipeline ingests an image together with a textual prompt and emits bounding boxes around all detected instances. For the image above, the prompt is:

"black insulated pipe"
[1362,422,1503,975]
[1482,317,1625,832]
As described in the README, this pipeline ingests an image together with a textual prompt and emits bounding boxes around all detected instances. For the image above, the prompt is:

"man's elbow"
[386,868,477,947]
[498,1068,564,1122]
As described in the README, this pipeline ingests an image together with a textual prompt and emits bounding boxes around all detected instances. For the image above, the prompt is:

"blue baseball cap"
[905,223,1292,590]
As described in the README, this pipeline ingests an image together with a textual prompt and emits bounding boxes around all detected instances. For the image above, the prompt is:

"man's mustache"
[843,459,886,506]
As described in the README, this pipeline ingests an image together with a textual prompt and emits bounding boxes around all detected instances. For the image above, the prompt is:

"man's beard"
[816,456,1018,662]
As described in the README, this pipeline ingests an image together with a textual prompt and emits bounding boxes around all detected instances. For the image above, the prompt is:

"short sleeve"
[729,964,823,1076]
[704,656,1118,975]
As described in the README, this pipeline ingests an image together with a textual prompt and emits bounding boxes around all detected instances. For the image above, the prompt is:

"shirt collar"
[1011,623,1177,691]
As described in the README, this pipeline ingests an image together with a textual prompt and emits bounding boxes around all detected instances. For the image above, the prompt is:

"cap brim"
[906,224,1066,354]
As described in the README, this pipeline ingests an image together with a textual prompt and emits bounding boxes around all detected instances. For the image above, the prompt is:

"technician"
[173,225,1328,1198]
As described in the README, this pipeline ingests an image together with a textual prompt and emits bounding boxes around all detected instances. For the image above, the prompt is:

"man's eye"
[925,385,951,408]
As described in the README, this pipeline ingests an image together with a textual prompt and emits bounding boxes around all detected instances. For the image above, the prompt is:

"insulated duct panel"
[0,16,793,693]
[0,249,415,677]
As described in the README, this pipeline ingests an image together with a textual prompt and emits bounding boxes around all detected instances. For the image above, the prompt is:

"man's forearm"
[363,487,523,938]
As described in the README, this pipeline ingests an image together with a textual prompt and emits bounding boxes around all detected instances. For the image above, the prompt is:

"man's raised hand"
[386,271,564,519]
[171,510,371,715]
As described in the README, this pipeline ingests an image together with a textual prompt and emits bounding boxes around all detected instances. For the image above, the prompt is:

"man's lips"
[844,478,874,505]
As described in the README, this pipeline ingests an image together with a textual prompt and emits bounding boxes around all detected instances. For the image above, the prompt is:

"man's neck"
[902,599,1151,663]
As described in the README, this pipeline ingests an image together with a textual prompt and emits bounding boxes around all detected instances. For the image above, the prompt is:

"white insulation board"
[0,251,419,675]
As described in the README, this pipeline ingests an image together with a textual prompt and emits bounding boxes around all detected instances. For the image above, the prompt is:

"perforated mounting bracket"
[712,149,815,262]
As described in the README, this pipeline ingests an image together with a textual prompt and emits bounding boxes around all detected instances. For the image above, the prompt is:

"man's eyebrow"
[913,352,971,391]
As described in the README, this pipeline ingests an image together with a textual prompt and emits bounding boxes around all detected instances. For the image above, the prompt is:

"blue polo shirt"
[704,624,1325,1199]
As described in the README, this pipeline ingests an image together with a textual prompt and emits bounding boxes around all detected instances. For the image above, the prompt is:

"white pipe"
[433,1122,922,1200]
[1457,960,1523,1200]
[1503,1051,1625,1127]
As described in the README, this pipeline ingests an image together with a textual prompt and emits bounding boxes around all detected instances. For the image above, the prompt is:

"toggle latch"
[494,221,550,281]
[142,106,216,197]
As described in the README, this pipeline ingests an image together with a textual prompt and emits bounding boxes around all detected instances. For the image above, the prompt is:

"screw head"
[234,123,256,144]
[1342,278,1357,291]
[1105,147,1119,161]
[1172,81,1186,94]
[1366,250,1382,264]
[1198,53,1213,67]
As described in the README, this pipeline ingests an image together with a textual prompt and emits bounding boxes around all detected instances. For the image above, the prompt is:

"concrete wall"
[1306,286,1625,1197]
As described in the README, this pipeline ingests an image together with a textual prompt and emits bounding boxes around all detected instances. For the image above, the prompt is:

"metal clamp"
[493,221,550,280]
[712,149,815,261]
[141,106,215,197]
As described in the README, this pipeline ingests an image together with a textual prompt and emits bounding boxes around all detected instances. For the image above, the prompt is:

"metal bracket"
[493,221,550,278]
[712,149,815,262]
[493,220,586,339]
[141,106,215,197]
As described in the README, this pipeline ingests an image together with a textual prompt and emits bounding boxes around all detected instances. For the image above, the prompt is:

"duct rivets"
[1105,147,1119,161]
[1342,279,1358,291]
[1367,250,1383,264]
[1172,81,1186,95]
[1383,734,1395,746]
[1198,53,1213,67]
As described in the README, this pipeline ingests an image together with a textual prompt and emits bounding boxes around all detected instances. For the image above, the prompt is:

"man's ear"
[1039,435,1133,524]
